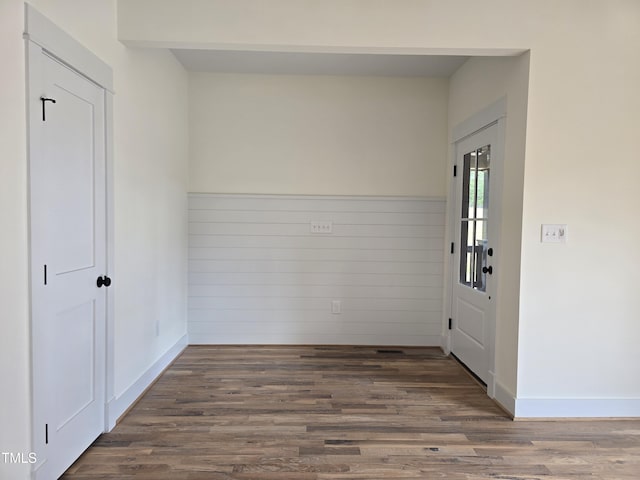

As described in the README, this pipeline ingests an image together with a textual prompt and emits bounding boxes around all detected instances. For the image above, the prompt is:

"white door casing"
[446,100,505,393]
[29,47,107,480]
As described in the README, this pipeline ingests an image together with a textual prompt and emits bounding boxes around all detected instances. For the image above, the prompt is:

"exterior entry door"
[450,122,501,385]
[29,48,108,479]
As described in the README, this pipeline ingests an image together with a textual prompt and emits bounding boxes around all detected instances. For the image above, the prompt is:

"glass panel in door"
[459,145,491,292]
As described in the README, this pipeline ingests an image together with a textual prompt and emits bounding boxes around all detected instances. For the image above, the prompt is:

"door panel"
[54,300,96,429]
[30,50,107,480]
[457,298,485,346]
[44,81,97,273]
[450,123,500,384]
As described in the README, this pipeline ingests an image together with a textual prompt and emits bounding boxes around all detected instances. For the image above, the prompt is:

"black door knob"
[97,275,112,288]
[482,266,493,275]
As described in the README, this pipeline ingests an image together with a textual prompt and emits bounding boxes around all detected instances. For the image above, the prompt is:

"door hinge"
[453,165,457,177]
[45,423,49,444]
[450,242,454,254]
[44,264,47,285]
[448,318,453,330]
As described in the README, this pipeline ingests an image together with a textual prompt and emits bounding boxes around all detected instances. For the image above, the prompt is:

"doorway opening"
[446,98,507,399]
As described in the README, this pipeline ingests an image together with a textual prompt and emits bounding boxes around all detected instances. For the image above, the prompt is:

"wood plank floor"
[63,346,640,479]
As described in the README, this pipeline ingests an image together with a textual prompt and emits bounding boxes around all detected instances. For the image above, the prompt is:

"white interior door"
[29,49,108,479]
[450,122,501,384]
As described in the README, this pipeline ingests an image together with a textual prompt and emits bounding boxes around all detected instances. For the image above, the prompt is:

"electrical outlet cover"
[331,300,341,314]
[310,221,333,234]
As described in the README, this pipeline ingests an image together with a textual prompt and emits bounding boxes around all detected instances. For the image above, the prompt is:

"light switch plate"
[541,224,567,243]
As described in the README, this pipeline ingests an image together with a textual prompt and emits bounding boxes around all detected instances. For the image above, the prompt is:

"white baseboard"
[486,371,496,398]
[492,380,516,416]
[515,397,640,418]
[188,333,441,347]
[440,334,450,355]
[484,384,640,419]
[106,334,188,429]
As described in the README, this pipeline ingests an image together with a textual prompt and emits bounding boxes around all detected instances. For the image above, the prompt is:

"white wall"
[448,54,530,407]
[109,46,189,398]
[27,0,190,411]
[120,0,640,416]
[516,10,640,411]
[0,2,31,479]
[188,194,446,345]
[0,2,188,477]
[190,73,448,196]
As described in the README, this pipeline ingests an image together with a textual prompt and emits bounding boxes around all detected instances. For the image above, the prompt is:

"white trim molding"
[445,100,507,399]
[515,397,640,419]
[451,97,506,143]
[493,381,517,416]
[440,334,451,355]
[106,334,188,429]
[24,3,114,92]
[104,91,116,430]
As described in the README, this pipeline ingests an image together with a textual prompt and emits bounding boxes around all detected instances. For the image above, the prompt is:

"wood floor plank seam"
[62,346,640,479]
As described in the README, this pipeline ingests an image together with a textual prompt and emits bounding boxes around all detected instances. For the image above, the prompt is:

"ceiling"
[171,49,469,77]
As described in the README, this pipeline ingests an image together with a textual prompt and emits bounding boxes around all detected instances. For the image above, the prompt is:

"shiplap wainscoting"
[188,194,446,345]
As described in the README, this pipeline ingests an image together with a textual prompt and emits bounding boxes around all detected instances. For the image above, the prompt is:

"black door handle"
[482,266,493,275]
[97,275,112,288]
